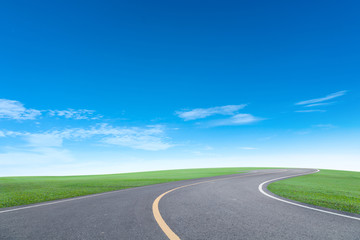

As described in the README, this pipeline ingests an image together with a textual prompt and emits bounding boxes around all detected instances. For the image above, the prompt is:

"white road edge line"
[0,186,143,214]
[0,191,117,214]
[258,169,360,221]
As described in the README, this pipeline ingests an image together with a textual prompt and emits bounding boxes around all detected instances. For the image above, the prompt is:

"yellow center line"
[152,170,287,240]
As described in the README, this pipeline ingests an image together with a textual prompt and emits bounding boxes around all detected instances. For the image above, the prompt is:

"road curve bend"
[1,169,359,240]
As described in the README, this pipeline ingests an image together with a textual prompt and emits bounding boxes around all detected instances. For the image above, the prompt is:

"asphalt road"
[1,169,359,240]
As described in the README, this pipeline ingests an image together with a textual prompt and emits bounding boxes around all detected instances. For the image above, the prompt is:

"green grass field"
[268,169,360,214]
[0,167,265,208]
[3,168,359,213]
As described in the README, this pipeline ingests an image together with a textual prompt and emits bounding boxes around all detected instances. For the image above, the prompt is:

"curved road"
[1,169,359,239]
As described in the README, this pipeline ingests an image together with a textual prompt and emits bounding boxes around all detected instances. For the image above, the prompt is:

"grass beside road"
[268,169,360,214]
[0,167,265,208]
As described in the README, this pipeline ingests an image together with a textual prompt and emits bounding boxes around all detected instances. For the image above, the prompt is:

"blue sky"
[1,0,359,176]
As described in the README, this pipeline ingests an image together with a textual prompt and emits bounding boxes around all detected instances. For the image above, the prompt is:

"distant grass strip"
[268,169,360,214]
[0,167,266,208]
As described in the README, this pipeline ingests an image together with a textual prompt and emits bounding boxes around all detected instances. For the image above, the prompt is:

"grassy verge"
[0,167,266,208]
[268,169,360,214]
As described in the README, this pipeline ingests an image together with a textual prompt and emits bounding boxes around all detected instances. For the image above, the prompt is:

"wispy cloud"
[0,99,41,120]
[26,133,64,147]
[48,109,102,120]
[208,113,263,127]
[98,124,172,151]
[0,98,101,120]
[0,130,27,137]
[102,135,171,151]
[0,148,75,166]
[239,147,257,150]
[295,130,311,135]
[176,104,246,121]
[295,90,347,106]
[313,124,336,129]
[295,110,326,113]
[1,124,172,151]
[304,102,335,107]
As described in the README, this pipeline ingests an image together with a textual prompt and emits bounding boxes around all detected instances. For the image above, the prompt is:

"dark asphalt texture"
[0,169,359,240]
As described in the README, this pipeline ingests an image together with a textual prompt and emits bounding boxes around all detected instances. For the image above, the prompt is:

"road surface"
[1,169,359,239]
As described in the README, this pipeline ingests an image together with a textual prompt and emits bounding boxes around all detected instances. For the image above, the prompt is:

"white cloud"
[27,134,64,147]
[295,90,347,106]
[0,130,28,137]
[0,148,75,166]
[103,135,171,151]
[176,104,246,121]
[0,99,41,120]
[48,109,102,120]
[295,130,311,135]
[239,147,257,150]
[90,124,172,151]
[1,124,172,151]
[208,113,263,127]
[313,124,336,129]
[203,146,213,150]
[304,102,335,107]
[0,98,102,121]
[295,110,326,113]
